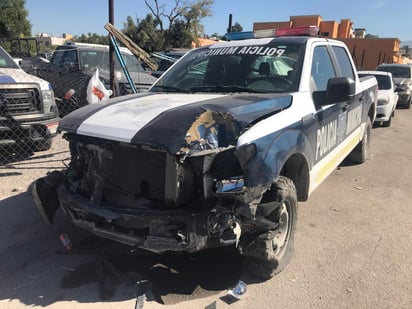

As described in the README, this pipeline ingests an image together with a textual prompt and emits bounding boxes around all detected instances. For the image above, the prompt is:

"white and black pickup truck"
[0,46,59,152]
[33,27,377,279]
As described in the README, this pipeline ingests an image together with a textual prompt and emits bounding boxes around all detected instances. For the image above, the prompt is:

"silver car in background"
[376,63,412,109]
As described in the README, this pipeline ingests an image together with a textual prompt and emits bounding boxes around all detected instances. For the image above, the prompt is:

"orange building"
[340,38,405,70]
[253,15,406,70]
[254,15,353,39]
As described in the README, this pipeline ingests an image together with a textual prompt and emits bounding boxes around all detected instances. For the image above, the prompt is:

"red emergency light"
[225,25,319,40]
[274,25,319,37]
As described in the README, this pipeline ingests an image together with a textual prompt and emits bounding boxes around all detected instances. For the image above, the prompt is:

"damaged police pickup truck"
[32,27,377,279]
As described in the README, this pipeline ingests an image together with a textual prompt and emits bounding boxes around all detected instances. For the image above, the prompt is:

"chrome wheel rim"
[272,202,290,257]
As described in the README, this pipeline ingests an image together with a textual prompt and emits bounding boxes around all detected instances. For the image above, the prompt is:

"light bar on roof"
[275,26,319,37]
[225,26,319,41]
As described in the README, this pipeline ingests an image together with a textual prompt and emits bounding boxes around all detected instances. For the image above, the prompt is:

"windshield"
[0,47,20,69]
[79,50,144,72]
[377,66,411,78]
[150,42,303,94]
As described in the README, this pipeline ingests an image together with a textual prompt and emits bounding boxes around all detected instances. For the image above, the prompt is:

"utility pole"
[109,0,115,94]
[227,14,233,33]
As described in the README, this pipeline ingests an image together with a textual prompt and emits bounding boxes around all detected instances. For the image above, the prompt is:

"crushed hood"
[60,92,292,154]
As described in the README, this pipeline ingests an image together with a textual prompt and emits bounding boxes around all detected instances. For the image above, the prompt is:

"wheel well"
[280,153,309,201]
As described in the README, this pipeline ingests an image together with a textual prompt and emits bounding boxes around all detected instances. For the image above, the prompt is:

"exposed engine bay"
[34,131,282,254]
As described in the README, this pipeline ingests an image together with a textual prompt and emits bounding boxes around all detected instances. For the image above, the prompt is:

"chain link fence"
[1,42,191,167]
[0,52,59,166]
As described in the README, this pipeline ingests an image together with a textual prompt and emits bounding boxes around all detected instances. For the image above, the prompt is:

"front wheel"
[382,116,391,127]
[242,176,298,279]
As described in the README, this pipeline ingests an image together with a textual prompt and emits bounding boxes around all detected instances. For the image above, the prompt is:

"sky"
[26,0,412,42]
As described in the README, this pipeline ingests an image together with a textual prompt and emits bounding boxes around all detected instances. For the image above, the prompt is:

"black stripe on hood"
[132,93,292,154]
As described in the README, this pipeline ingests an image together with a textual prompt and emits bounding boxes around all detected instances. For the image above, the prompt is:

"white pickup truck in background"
[0,46,59,153]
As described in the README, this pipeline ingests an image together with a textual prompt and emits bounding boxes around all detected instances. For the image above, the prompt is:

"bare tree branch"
[144,0,164,32]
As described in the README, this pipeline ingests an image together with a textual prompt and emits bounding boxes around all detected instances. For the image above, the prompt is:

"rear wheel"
[348,117,371,164]
[406,97,411,109]
[242,176,298,279]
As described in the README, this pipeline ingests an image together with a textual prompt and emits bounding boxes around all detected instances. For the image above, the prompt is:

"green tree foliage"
[181,0,213,47]
[231,22,243,33]
[0,0,31,38]
[124,14,165,52]
[123,0,214,51]
[167,19,193,48]
[74,33,109,45]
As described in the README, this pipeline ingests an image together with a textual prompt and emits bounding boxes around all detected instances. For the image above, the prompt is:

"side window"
[311,46,336,91]
[62,49,78,64]
[332,46,355,79]
[51,49,64,65]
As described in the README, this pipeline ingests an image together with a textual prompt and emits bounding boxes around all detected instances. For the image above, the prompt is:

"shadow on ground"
[0,191,264,307]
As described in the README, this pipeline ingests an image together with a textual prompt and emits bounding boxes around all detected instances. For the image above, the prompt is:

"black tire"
[33,138,52,152]
[406,97,411,109]
[243,176,298,279]
[391,109,395,118]
[382,116,391,127]
[348,117,371,164]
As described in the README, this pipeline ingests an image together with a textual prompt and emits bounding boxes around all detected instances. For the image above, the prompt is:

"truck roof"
[199,36,343,51]
[57,42,134,55]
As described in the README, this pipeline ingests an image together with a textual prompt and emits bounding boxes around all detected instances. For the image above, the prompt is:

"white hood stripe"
[77,93,226,142]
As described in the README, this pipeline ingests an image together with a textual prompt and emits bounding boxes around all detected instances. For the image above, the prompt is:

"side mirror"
[325,77,356,103]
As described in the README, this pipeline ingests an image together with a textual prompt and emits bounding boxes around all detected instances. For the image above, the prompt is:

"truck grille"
[118,82,151,95]
[0,86,42,115]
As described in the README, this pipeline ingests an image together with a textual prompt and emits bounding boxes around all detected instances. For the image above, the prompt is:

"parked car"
[376,63,412,108]
[35,42,157,115]
[0,46,59,152]
[358,71,398,127]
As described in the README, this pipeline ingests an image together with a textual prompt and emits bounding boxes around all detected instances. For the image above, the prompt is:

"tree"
[0,0,31,38]
[181,0,213,46]
[131,0,214,50]
[131,13,165,52]
[75,33,109,45]
[231,22,243,33]
[167,19,193,48]
[123,16,138,40]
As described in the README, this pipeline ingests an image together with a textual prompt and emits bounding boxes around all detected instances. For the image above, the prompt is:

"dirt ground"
[0,108,411,309]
